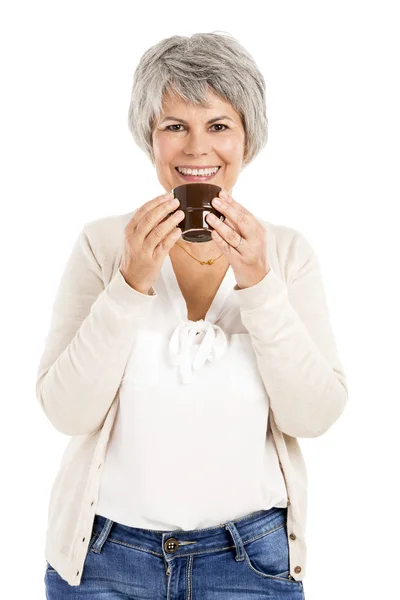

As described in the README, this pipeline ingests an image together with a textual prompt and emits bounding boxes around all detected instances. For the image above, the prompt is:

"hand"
[206,190,271,289]
[120,192,185,294]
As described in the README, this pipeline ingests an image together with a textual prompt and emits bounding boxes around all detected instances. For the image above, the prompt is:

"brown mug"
[169,183,225,243]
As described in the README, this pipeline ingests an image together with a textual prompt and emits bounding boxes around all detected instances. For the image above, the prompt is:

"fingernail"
[220,190,229,198]
[163,192,174,201]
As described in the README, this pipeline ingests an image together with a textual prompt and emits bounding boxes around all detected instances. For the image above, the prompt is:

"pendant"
[200,259,214,265]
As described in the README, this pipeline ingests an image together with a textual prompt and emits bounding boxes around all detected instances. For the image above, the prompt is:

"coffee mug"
[169,183,225,243]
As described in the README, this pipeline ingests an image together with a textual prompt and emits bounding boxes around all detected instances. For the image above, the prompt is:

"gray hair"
[127,32,268,168]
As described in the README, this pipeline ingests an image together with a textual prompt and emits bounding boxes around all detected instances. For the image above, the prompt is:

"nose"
[183,129,212,158]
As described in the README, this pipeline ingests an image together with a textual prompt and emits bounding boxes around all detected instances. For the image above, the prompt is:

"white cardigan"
[36,209,348,586]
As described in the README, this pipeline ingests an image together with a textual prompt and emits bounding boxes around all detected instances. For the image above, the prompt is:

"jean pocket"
[243,521,296,582]
[45,561,57,574]
[45,532,97,577]
[121,329,162,388]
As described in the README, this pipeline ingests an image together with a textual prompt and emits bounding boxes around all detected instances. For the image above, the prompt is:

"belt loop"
[225,521,245,562]
[91,518,114,554]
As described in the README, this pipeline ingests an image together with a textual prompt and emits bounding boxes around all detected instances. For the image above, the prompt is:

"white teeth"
[177,166,219,176]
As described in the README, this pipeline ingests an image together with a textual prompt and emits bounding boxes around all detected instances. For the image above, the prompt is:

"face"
[152,88,246,195]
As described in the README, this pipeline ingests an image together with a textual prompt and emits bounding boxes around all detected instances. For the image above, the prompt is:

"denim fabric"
[45,506,305,598]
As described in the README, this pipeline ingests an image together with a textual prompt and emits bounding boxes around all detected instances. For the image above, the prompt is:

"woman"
[37,32,348,598]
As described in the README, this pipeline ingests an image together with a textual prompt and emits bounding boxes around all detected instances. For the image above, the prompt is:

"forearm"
[36,270,156,436]
[235,268,348,438]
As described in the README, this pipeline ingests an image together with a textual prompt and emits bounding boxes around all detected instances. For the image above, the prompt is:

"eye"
[211,124,228,131]
[165,124,185,131]
[165,124,228,132]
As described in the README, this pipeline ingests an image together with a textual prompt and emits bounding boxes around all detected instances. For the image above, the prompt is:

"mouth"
[175,166,221,182]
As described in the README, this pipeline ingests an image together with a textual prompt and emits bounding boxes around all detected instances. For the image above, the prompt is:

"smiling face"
[152,88,246,194]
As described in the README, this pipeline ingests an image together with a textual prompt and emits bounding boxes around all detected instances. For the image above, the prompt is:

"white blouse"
[96,253,288,531]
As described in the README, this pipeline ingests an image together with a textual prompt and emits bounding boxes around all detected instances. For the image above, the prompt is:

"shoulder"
[82,209,138,253]
[255,216,318,283]
[84,209,137,238]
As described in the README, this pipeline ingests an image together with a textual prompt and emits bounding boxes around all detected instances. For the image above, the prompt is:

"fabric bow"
[168,319,228,384]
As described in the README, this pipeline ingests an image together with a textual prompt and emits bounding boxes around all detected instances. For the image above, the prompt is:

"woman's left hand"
[206,189,271,289]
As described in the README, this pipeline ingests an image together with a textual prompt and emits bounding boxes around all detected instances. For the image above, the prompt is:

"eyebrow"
[160,115,235,125]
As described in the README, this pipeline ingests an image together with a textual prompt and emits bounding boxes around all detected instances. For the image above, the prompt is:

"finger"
[211,196,251,239]
[127,192,175,232]
[155,224,183,258]
[224,216,240,233]
[142,210,184,255]
[136,197,180,243]
[206,212,243,249]
[211,227,245,255]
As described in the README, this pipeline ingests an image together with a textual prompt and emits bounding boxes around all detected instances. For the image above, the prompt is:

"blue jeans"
[45,506,305,598]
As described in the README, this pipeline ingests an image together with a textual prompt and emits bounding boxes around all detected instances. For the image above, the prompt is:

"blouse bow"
[168,319,228,384]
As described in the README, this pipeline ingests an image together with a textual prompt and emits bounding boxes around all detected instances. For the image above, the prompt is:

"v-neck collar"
[161,252,236,324]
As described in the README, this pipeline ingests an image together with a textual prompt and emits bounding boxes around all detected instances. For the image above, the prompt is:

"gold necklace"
[175,241,224,266]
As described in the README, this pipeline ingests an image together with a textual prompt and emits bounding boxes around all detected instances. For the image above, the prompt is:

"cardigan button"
[294,566,302,574]
[289,533,296,540]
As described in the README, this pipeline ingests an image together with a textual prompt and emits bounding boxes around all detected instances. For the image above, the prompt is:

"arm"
[35,223,157,436]
[234,231,348,438]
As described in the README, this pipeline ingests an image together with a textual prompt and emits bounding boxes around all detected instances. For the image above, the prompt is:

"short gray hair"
[127,32,268,168]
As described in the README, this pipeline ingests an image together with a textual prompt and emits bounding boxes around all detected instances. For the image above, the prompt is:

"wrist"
[119,269,150,295]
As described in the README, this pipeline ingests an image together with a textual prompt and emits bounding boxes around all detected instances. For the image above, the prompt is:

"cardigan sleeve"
[35,222,157,436]
[233,231,348,438]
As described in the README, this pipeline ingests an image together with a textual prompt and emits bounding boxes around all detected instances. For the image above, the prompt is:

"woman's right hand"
[119,192,185,294]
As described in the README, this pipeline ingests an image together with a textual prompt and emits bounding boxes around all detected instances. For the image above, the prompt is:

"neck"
[172,238,224,263]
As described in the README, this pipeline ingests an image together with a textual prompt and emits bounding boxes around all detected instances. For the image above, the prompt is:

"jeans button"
[164,538,179,553]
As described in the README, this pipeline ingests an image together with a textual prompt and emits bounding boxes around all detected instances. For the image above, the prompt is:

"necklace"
[175,241,224,266]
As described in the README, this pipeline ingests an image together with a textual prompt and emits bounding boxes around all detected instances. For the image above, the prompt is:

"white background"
[1,1,399,598]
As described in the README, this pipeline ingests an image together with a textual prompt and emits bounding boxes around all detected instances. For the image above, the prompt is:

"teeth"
[177,166,219,176]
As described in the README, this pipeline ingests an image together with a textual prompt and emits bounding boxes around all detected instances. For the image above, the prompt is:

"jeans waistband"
[91,506,288,562]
